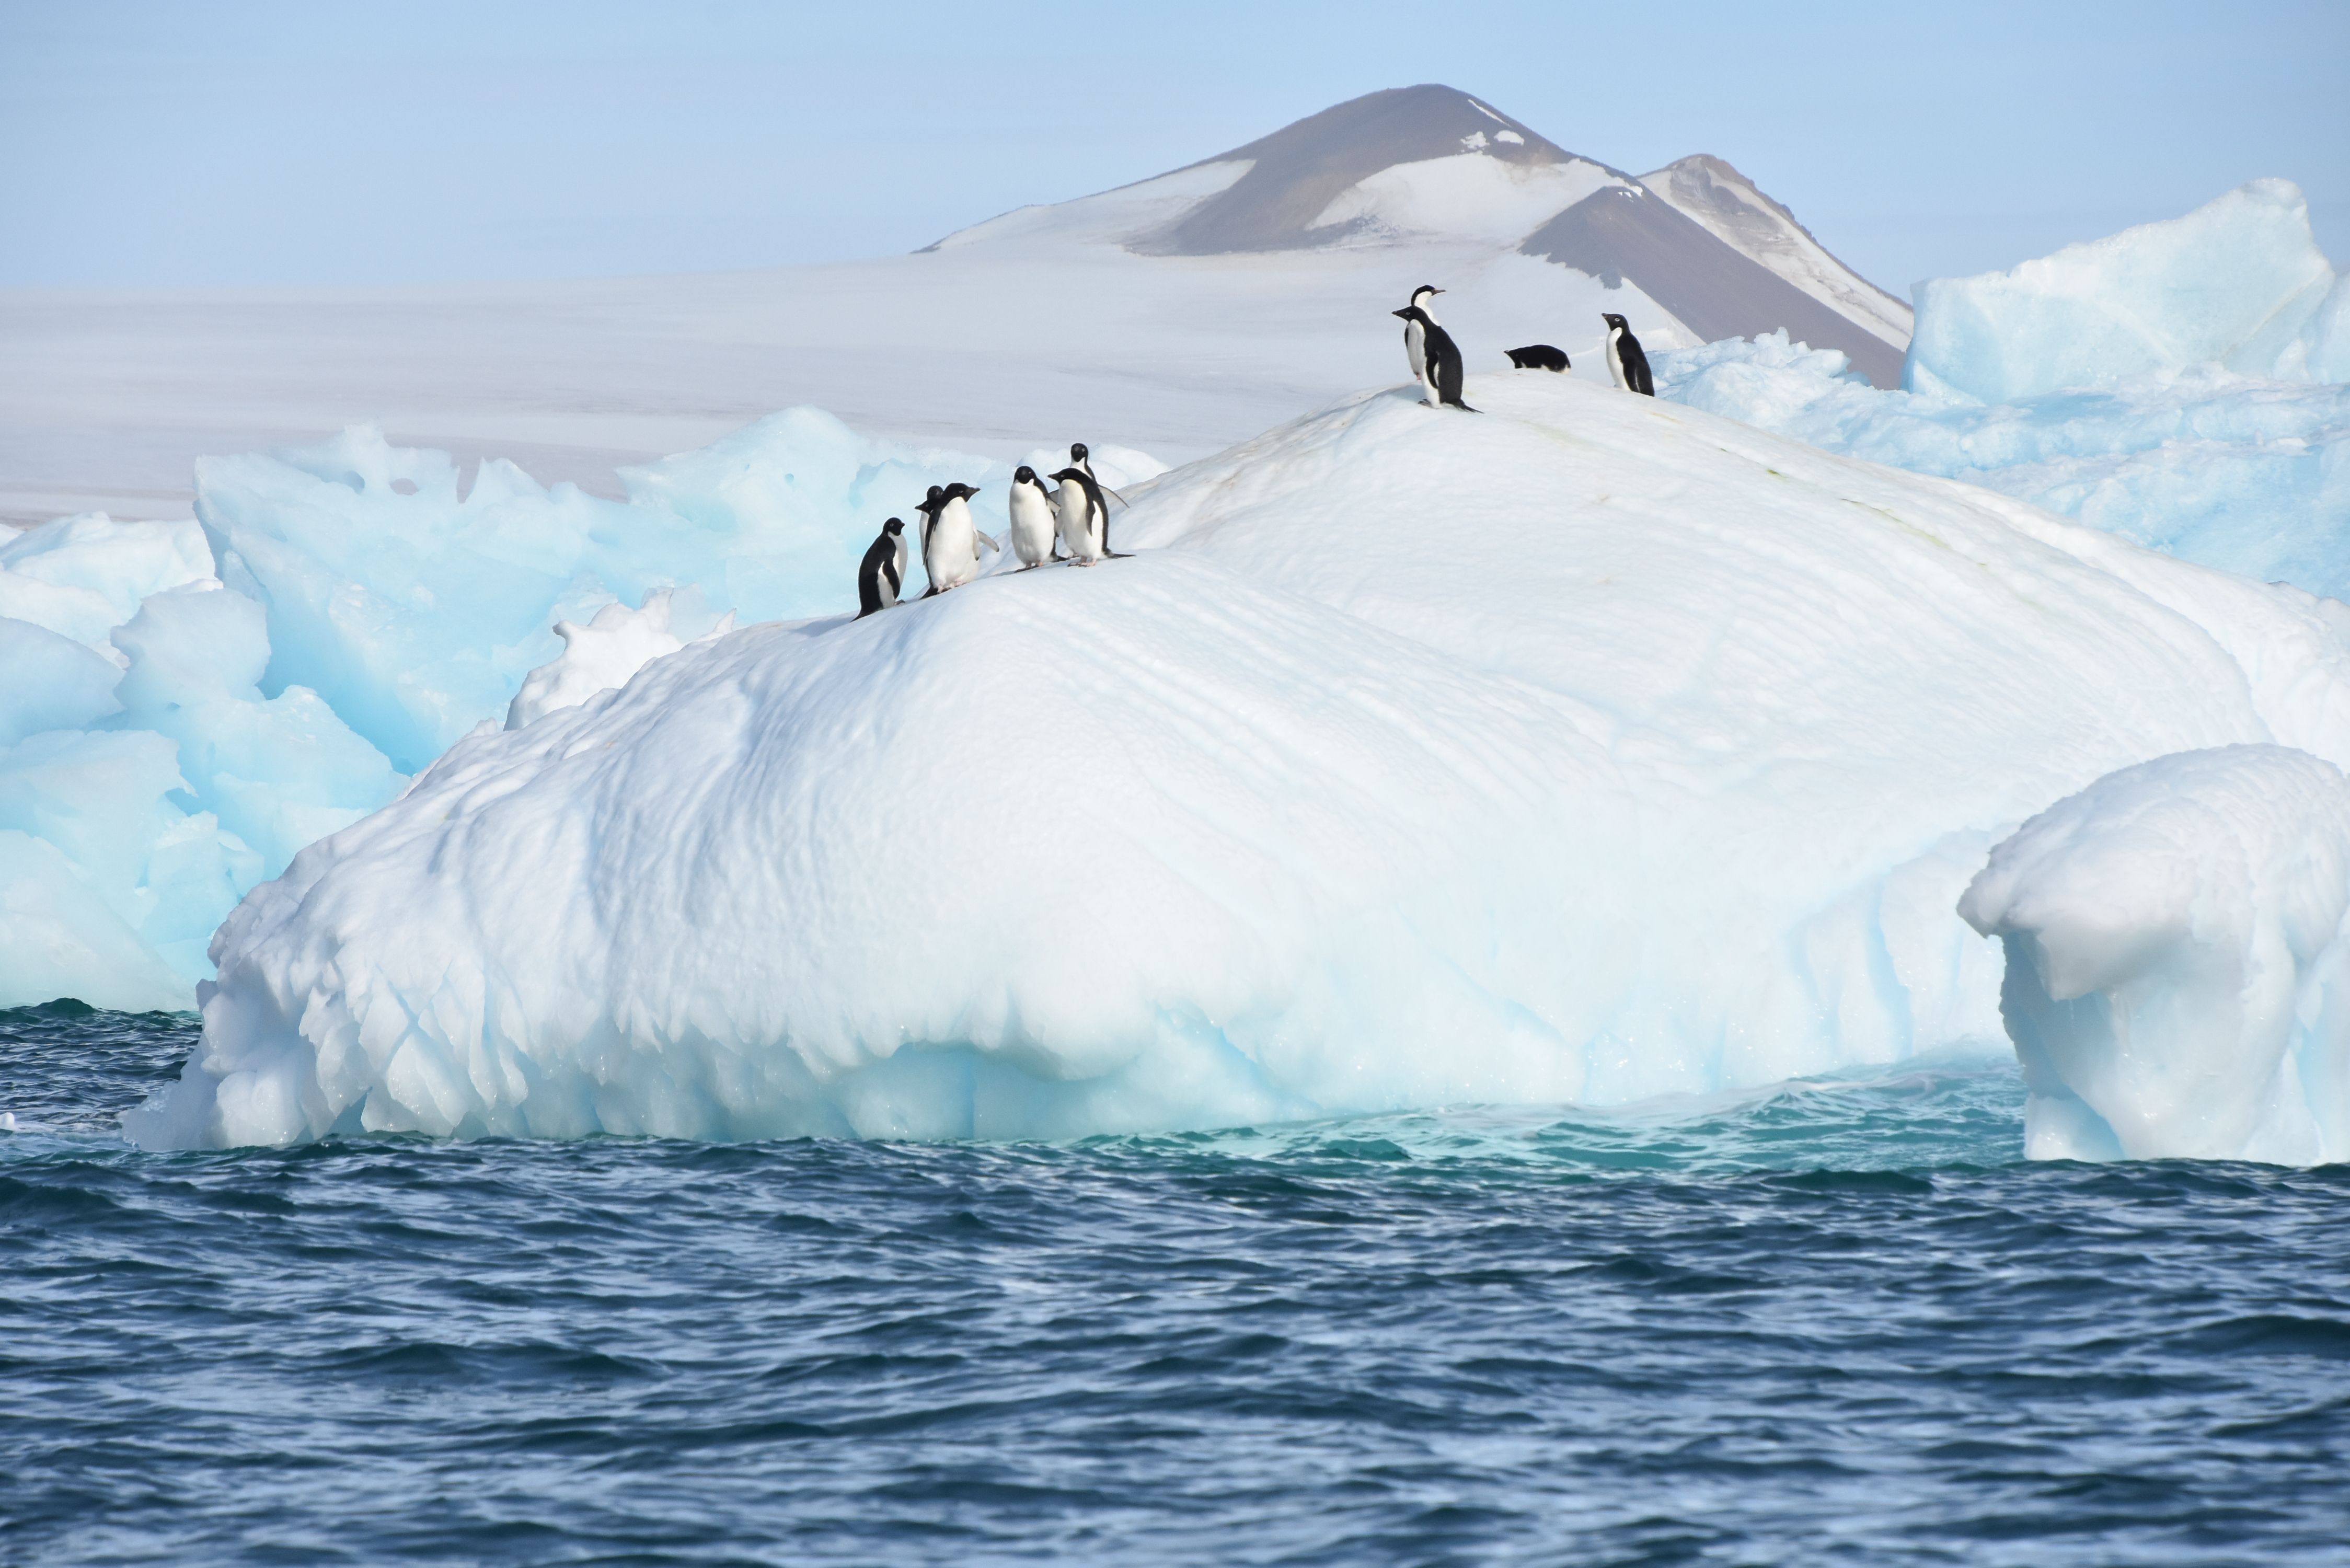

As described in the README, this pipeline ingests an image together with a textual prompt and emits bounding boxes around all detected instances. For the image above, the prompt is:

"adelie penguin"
[1050,466,1113,565]
[1393,297,1477,412]
[1065,442,1129,554]
[919,481,995,596]
[1505,344,1570,372]
[1007,466,1058,569]
[856,517,907,617]
[1600,313,1655,396]
[1399,284,1442,385]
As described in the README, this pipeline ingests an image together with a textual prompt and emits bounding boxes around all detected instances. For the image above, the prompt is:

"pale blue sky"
[4,0,2344,296]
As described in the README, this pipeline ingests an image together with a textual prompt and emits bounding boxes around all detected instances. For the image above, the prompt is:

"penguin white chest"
[1404,316,1427,382]
[1055,484,1102,564]
[1007,483,1056,567]
[1604,330,1627,390]
[925,497,983,591]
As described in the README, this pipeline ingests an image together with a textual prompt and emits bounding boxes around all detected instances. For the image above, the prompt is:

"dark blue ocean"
[4,1003,2347,1565]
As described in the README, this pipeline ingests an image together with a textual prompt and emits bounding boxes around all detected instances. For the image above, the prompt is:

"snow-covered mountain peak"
[921,86,1916,386]
[1130,84,1621,256]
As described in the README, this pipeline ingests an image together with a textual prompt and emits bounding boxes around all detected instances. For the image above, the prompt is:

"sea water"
[5,1004,2347,1565]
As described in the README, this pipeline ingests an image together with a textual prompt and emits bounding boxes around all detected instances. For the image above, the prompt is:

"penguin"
[856,517,907,616]
[1065,442,1130,554]
[1007,465,1058,569]
[1391,304,1476,411]
[1600,313,1654,396]
[1400,284,1443,384]
[920,481,992,596]
[1505,344,1570,372]
[1050,467,1110,564]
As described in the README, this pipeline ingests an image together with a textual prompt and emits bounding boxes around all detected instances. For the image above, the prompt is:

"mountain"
[931,85,1911,388]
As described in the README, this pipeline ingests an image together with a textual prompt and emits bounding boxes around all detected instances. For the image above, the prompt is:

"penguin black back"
[1600,313,1655,396]
[1505,344,1570,372]
[1392,305,1478,412]
[856,517,906,618]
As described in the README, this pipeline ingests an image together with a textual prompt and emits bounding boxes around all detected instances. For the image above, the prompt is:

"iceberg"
[125,373,2350,1149]
[1906,179,2344,401]
[1654,182,2350,601]
[0,514,403,1009]
[1961,746,2350,1165]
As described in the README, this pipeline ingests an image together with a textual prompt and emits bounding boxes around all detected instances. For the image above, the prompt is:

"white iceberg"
[126,374,2350,1149]
[1961,745,2350,1165]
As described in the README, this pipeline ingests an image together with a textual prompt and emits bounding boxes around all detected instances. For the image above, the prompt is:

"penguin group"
[1396,285,1655,403]
[855,443,1128,617]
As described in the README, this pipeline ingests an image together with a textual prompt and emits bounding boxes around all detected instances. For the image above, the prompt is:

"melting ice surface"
[122,372,2350,1157]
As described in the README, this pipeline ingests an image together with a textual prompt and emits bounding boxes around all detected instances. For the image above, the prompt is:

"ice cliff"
[124,374,2350,1150]
[1963,746,2350,1164]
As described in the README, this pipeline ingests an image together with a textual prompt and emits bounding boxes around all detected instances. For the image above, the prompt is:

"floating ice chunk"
[0,618,121,746]
[1960,745,2350,1164]
[109,585,404,878]
[1908,180,2340,401]
[505,589,735,730]
[0,514,214,650]
[128,376,2350,1149]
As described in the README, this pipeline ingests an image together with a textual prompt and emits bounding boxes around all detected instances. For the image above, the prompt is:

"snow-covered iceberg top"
[1907,178,2348,401]
[1962,746,2350,1165]
[126,373,2350,1150]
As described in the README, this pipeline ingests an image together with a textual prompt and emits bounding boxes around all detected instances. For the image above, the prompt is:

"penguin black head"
[1013,465,1039,486]
[1393,305,1431,325]
[1601,313,1630,332]
[1069,442,1089,463]
[881,517,903,536]
[1410,284,1443,305]
[1047,467,1087,487]
[941,481,981,502]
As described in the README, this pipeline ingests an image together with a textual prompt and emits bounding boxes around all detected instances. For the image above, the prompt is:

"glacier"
[1961,746,2350,1165]
[121,373,2350,1150]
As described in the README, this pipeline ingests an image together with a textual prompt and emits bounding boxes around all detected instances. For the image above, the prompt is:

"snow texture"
[506,590,734,731]
[1961,745,2350,1165]
[125,373,2350,1150]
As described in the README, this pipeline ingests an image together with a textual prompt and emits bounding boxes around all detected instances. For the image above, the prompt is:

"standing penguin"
[1600,313,1654,396]
[1064,442,1130,554]
[1399,284,1443,385]
[1392,303,1477,411]
[856,517,907,617]
[920,481,993,596]
[1007,466,1058,569]
[1050,467,1110,565]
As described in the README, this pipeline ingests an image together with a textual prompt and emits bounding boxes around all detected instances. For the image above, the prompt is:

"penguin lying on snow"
[1506,344,1570,372]
[856,517,906,616]
[1600,313,1654,396]
[1393,302,1476,411]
